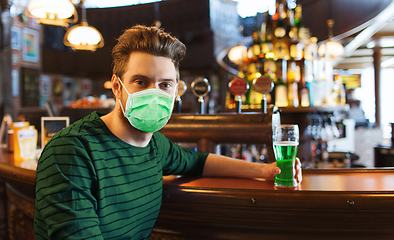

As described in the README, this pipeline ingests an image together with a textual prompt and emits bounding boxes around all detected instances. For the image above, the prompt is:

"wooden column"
[373,47,381,126]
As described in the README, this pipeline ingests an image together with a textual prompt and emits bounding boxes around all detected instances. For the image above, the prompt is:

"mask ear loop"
[118,99,126,115]
[117,77,130,115]
[117,77,131,95]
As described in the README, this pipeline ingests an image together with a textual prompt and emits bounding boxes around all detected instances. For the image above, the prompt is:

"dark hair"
[112,25,186,80]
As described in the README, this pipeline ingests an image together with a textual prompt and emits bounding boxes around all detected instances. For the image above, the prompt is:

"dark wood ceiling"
[299,0,392,41]
[299,0,394,69]
[41,0,394,78]
[42,0,215,79]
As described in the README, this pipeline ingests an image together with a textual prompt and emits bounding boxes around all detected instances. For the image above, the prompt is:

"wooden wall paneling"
[42,0,215,79]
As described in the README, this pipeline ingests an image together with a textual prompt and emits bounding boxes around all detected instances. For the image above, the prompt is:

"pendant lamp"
[26,0,78,27]
[228,45,248,64]
[63,0,104,51]
[318,19,344,59]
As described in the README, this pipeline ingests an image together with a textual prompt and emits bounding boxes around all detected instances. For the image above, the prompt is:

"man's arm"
[35,137,103,240]
[202,153,302,183]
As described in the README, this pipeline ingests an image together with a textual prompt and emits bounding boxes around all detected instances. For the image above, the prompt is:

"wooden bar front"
[0,151,394,239]
[153,168,394,240]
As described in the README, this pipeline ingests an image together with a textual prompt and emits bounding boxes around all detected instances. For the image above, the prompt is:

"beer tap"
[174,80,187,113]
[228,78,249,113]
[252,75,274,114]
[191,78,211,114]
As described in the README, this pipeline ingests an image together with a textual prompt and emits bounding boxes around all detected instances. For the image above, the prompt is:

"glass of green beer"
[273,124,299,188]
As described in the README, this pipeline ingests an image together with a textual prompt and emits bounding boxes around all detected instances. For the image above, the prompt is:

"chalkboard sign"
[21,67,40,107]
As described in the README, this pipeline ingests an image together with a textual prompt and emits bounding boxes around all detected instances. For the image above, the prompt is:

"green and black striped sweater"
[34,111,208,240]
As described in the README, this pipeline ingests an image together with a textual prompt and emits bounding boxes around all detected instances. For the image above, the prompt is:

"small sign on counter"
[41,117,70,148]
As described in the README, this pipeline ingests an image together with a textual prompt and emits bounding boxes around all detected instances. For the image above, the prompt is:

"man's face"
[119,52,178,97]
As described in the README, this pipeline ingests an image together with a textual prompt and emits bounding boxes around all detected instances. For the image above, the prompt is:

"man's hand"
[263,157,302,185]
[203,154,302,186]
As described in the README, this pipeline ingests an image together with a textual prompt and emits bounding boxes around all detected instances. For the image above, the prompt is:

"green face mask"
[118,78,175,132]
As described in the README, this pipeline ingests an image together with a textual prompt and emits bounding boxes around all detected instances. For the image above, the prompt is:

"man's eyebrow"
[129,75,176,82]
[159,78,177,82]
[130,74,150,81]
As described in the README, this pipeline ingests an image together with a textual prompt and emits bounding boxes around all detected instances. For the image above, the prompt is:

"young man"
[34,25,301,240]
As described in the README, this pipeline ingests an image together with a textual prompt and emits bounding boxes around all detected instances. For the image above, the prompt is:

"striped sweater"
[34,111,208,240]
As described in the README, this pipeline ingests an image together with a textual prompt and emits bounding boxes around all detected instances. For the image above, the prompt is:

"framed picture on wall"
[40,75,51,97]
[21,67,40,107]
[63,78,76,106]
[11,26,21,50]
[22,28,39,63]
[80,79,92,97]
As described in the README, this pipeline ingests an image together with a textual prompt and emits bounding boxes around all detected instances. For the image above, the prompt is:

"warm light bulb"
[228,46,247,63]
[28,0,75,19]
[326,40,344,56]
[104,81,112,89]
[67,25,102,45]
[318,40,344,58]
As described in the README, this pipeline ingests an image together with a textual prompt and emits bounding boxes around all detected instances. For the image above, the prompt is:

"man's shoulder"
[47,112,105,144]
[152,131,172,145]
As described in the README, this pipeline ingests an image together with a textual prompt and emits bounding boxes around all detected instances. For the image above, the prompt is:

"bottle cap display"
[191,78,211,97]
[252,75,274,94]
[228,78,249,96]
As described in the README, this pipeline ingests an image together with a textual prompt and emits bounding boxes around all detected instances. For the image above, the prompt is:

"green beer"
[273,141,298,187]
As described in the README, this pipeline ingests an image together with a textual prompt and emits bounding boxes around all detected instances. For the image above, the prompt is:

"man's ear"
[112,75,121,99]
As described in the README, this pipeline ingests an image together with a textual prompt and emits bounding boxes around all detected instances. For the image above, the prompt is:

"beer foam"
[273,141,298,146]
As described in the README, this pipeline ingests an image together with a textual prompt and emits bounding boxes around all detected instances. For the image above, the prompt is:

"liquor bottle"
[275,77,288,107]
[274,3,287,39]
[338,84,346,105]
[287,61,299,107]
[248,62,264,108]
[264,58,277,104]
[272,1,290,60]
[251,31,262,59]
[294,5,305,40]
[300,82,310,107]
[320,142,329,168]
[258,144,269,163]
[260,12,274,80]
[264,11,274,44]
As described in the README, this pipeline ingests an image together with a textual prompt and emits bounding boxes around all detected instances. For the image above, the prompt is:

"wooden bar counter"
[153,169,394,240]
[0,151,394,239]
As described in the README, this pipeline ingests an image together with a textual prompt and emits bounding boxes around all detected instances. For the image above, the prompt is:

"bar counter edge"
[0,154,394,239]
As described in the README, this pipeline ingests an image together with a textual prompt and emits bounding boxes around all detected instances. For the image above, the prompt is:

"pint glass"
[273,124,299,188]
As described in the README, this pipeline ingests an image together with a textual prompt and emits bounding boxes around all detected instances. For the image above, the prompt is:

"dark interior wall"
[41,0,393,79]
[42,0,215,80]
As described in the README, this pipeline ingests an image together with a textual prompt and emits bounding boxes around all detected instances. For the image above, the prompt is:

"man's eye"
[161,82,172,88]
[136,80,145,85]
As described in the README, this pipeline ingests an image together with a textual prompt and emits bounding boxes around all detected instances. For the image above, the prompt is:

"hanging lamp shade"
[63,0,104,51]
[26,0,78,27]
[318,40,344,58]
[228,45,247,64]
[317,19,344,59]
[64,20,104,51]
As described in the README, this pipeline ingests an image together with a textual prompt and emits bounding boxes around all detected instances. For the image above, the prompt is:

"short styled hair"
[112,25,186,80]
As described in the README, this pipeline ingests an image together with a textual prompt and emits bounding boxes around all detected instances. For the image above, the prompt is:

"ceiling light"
[104,81,112,89]
[63,0,104,51]
[318,19,344,59]
[228,45,247,64]
[26,0,78,27]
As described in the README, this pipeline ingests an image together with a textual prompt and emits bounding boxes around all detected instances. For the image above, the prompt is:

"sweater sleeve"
[35,135,104,240]
[153,132,208,176]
